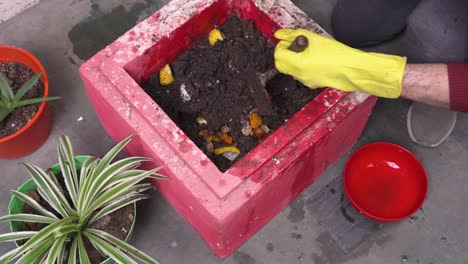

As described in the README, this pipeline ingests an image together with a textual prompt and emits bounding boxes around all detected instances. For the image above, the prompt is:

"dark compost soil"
[0,62,45,138]
[143,15,321,172]
[19,171,134,264]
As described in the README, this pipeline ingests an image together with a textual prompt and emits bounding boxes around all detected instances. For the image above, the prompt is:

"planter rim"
[0,45,50,143]
[8,155,137,264]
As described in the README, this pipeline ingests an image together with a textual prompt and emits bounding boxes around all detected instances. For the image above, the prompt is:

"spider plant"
[0,134,165,263]
[0,72,59,122]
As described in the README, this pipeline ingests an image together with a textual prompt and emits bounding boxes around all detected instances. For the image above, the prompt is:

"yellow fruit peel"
[159,64,174,85]
[214,146,241,156]
[209,28,224,46]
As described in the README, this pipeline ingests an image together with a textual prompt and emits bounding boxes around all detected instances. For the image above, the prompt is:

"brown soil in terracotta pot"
[0,62,44,138]
[19,172,134,263]
[143,15,321,172]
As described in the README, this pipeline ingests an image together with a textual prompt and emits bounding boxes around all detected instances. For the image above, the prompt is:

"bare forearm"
[401,64,449,108]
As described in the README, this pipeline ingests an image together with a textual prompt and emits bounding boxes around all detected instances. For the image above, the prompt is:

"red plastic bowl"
[344,142,428,222]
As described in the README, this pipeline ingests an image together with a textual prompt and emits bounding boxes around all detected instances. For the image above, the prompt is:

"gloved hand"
[274,29,407,98]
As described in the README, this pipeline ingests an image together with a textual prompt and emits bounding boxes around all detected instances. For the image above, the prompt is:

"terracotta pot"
[0,45,52,159]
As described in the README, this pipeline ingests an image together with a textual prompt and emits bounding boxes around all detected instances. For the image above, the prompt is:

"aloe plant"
[0,134,165,263]
[0,72,59,122]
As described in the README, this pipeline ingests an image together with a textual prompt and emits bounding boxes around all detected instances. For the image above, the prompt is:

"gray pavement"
[0,0,467,263]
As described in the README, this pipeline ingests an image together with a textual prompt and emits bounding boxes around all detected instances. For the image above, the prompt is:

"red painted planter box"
[80,0,376,258]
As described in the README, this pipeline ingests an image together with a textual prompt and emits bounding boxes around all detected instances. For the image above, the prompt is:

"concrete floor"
[1,0,467,263]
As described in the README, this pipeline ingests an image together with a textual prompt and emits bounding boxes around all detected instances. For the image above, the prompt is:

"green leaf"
[89,194,148,225]
[0,110,10,123]
[45,234,67,264]
[86,232,137,264]
[0,73,14,101]
[14,239,54,264]
[11,190,57,219]
[68,235,79,264]
[0,214,56,224]
[0,231,37,242]
[77,233,91,264]
[13,72,42,101]
[14,96,60,107]
[86,228,159,264]
[5,217,74,262]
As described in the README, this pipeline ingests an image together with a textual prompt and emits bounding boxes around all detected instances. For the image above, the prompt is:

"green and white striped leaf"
[79,157,98,194]
[11,190,57,219]
[86,232,137,264]
[107,167,165,188]
[34,250,49,264]
[46,169,62,191]
[53,224,81,238]
[57,240,67,264]
[58,136,78,204]
[83,175,155,221]
[58,153,78,208]
[78,158,102,213]
[0,214,56,224]
[68,235,79,264]
[23,163,68,218]
[14,239,54,264]
[0,246,20,263]
[81,157,151,211]
[89,194,148,225]
[23,163,76,217]
[94,134,135,176]
[45,234,67,264]
[0,231,37,242]
[77,233,91,264]
[86,228,159,264]
[5,217,73,262]
[79,134,135,203]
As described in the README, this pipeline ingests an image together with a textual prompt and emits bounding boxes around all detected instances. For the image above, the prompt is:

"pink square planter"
[79,0,377,258]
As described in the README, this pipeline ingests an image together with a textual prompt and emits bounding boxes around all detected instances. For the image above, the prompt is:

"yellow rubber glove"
[274,29,407,98]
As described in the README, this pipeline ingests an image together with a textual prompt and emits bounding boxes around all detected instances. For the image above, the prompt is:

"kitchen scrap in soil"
[143,15,321,172]
[19,171,134,263]
[0,62,44,138]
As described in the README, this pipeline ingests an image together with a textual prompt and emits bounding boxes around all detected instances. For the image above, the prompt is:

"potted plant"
[0,45,59,159]
[0,134,165,263]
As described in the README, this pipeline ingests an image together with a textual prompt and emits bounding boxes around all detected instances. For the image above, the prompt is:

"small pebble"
[77,116,84,122]
[170,241,177,248]
[441,237,447,242]
[401,255,408,262]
